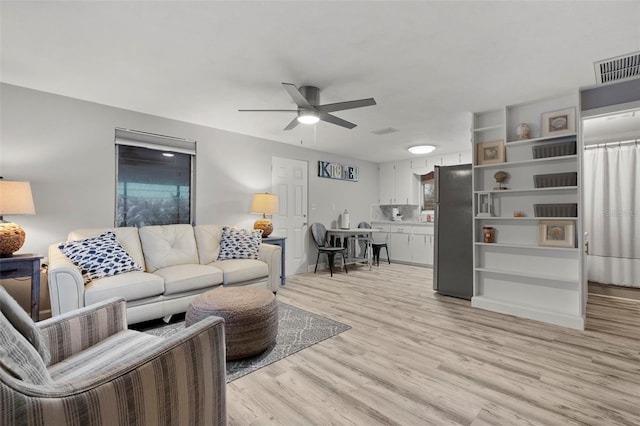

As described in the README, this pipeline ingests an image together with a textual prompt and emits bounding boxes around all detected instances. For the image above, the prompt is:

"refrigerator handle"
[434,166,440,203]
[433,203,439,291]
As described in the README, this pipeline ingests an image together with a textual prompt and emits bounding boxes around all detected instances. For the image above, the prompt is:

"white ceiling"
[1,1,639,163]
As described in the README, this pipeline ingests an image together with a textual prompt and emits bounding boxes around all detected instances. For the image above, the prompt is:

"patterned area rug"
[136,302,351,382]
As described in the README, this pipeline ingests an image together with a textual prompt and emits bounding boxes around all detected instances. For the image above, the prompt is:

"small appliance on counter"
[339,209,350,229]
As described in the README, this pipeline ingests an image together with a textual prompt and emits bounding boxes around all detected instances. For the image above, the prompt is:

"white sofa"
[47,224,281,324]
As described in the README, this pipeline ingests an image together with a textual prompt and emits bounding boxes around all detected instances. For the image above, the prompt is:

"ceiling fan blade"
[317,98,376,113]
[283,116,300,131]
[238,109,298,112]
[320,113,357,129]
[282,83,313,108]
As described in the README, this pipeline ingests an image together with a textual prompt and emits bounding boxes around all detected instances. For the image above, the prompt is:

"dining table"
[326,227,381,270]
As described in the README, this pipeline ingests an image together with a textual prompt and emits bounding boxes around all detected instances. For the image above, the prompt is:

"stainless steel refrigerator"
[433,164,473,300]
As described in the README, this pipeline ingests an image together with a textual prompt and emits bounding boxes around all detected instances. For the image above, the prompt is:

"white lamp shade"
[250,193,279,215]
[0,181,35,215]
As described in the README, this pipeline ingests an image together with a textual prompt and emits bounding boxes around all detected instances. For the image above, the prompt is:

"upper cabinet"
[378,151,472,205]
[472,92,585,330]
[378,160,420,204]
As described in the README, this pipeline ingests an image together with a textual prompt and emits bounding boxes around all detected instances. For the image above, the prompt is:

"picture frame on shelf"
[539,220,575,248]
[476,140,505,165]
[541,108,576,137]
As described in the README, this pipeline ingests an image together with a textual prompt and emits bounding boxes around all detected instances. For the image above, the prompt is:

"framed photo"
[539,220,575,248]
[541,108,576,137]
[476,140,505,165]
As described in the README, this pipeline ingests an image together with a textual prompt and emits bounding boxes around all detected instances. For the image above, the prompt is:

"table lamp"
[0,180,36,256]
[250,193,278,238]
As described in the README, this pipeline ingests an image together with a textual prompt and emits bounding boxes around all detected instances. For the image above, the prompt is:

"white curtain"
[584,144,640,287]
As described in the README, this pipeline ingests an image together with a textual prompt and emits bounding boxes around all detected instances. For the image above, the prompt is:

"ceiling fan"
[239,83,376,130]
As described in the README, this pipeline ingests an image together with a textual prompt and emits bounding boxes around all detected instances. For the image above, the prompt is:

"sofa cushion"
[59,231,143,283]
[194,224,223,265]
[154,264,223,295]
[211,259,269,285]
[218,227,262,260]
[0,310,52,385]
[68,227,146,271]
[84,271,165,306]
[139,224,199,273]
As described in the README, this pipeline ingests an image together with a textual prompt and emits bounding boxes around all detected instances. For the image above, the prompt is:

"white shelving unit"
[471,93,585,330]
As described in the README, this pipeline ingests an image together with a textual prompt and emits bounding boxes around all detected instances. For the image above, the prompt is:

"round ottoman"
[185,287,278,360]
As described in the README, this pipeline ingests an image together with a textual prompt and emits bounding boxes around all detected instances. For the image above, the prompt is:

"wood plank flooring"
[226,263,640,426]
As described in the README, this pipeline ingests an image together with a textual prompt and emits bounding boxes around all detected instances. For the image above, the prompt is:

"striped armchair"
[0,297,227,426]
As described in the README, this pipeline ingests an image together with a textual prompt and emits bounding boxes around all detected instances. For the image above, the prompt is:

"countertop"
[371,220,434,226]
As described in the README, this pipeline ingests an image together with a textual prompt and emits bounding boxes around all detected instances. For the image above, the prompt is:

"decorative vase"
[516,123,530,140]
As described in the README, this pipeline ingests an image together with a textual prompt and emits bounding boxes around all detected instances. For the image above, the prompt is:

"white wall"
[0,83,379,269]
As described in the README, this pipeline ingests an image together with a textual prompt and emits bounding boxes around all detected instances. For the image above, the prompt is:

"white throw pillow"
[217,227,262,260]
[59,231,142,283]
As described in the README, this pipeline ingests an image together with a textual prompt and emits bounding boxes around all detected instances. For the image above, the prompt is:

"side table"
[0,253,44,321]
[262,236,286,285]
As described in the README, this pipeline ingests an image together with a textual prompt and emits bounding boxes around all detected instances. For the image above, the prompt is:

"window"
[115,129,196,227]
[421,171,435,211]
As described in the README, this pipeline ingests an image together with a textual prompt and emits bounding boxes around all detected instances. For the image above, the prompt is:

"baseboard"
[588,281,640,301]
[472,295,585,330]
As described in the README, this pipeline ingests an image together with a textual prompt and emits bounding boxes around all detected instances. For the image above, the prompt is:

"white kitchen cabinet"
[389,224,412,263]
[410,225,434,266]
[377,161,420,204]
[386,223,433,266]
[379,163,396,204]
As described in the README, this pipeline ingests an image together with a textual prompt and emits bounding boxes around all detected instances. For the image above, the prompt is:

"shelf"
[505,133,577,147]
[471,296,585,330]
[474,242,579,252]
[474,186,577,195]
[474,267,578,284]
[473,124,505,132]
[475,216,578,221]
[474,154,577,169]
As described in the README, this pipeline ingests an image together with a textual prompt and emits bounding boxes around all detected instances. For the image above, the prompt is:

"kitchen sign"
[318,161,359,182]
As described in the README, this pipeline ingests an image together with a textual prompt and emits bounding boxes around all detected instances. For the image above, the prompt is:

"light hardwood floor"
[227,263,640,425]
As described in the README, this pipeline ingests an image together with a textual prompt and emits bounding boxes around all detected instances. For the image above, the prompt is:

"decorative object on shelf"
[250,193,279,238]
[541,108,576,137]
[476,140,505,165]
[539,220,575,248]
[0,179,36,256]
[513,211,525,217]
[483,227,495,243]
[534,203,578,218]
[516,123,531,140]
[476,192,493,217]
[493,171,509,190]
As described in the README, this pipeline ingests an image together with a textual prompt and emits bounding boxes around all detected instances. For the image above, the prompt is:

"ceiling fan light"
[297,110,320,124]
[408,145,436,154]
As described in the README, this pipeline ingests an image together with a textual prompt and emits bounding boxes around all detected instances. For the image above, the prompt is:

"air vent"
[371,127,399,135]
[594,51,640,84]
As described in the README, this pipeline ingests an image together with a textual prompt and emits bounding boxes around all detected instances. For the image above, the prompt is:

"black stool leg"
[328,252,335,277]
[314,252,320,273]
[384,246,390,264]
[373,246,381,266]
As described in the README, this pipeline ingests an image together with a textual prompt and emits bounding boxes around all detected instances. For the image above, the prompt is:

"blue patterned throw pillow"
[217,227,262,260]
[59,231,142,283]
